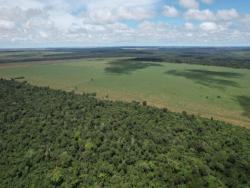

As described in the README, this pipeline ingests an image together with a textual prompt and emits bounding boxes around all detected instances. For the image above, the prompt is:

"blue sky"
[0,0,250,47]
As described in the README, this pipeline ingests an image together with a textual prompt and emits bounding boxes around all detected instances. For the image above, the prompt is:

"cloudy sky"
[0,0,250,47]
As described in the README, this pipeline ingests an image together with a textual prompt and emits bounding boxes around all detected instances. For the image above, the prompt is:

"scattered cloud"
[184,22,194,30]
[179,0,199,9]
[200,22,218,31]
[185,9,214,21]
[0,20,15,29]
[217,9,239,20]
[241,14,250,30]
[0,0,249,47]
[185,8,239,21]
[85,6,154,24]
[163,5,179,17]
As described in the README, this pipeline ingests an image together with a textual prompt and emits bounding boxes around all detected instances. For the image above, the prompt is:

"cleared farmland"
[0,57,249,127]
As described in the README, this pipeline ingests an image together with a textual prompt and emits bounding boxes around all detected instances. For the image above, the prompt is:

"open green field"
[0,58,249,127]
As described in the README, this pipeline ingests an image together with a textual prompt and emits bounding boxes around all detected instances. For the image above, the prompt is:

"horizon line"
[1,45,250,50]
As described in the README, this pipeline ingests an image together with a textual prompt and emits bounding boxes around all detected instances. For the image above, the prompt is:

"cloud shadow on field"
[165,69,242,88]
[105,58,162,74]
[237,96,250,118]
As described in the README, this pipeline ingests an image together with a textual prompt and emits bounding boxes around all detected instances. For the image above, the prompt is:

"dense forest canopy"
[1,47,250,69]
[0,79,249,187]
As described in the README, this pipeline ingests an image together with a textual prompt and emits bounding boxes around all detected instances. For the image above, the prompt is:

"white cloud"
[48,11,79,30]
[0,0,44,10]
[83,0,157,23]
[39,31,48,38]
[83,0,158,8]
[179,0,199,9]
[185,9,214,21]
[240,14,250,30]
[185,22,194,30]
[185,8,240,21]
[200,22,217,31]
[0,0,249,47]
[217,9,239,20]
[117,7,153,20]
[0,0,157,39]
[85,6,153,24]
[199,22,226,32]
[0,20,15,29]
[163,6,179,17]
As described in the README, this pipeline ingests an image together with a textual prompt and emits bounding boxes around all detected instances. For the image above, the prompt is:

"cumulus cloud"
[217,9,239,20]
[0,20,15,29]
[85,6,153,24]
[185,8,240,21]
[179,0,199,9]
[0,0,249,47]
[199,22,226,32]
[185,9,214,21]
[0,0,44,10]
[163,6,179,17]
[0,0,157,37]
[83,0,158,8]
[82,0,156,23]
[241,14,250,29]
[184,22,194,30]
[200,22,217,31]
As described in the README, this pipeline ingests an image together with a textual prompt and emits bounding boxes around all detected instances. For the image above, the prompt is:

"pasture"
[0,57,249,127]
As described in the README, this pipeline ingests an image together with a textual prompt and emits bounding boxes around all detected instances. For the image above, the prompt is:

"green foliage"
[85,141,95,150]
[59,151,72,167]
[50,167,64,185]
[0,79,249,187]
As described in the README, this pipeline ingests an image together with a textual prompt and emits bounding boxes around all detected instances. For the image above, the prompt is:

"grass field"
[0,58,249,127]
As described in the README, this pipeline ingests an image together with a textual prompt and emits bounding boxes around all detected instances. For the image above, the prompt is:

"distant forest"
[0,47,250,69]
[0,79,249,187]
